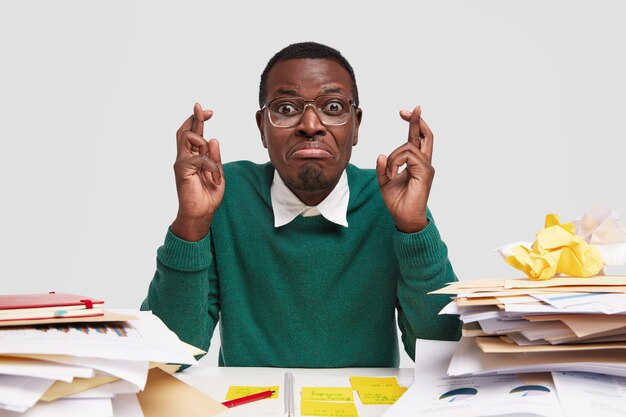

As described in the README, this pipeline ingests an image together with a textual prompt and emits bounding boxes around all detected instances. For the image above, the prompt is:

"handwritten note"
[301,400,358,417]
[349,376,400,389]
[225,386,279,400]
[357,386,407,404]
[301,388,354,402]
[349,376,407,405]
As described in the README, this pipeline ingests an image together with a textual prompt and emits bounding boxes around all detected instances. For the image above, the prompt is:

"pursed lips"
[287,142,333,158]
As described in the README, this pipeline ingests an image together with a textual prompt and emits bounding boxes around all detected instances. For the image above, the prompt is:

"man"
[142,42,460,367]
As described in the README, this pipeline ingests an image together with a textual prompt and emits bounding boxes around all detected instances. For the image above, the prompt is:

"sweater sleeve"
[393,210,461,361]
[140,228,220,359]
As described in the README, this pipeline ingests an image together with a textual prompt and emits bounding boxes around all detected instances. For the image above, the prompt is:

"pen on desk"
[221,390,275,408]
[284,372,294,417]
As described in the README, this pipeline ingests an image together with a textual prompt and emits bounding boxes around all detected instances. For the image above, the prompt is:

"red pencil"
[222,390,275,408]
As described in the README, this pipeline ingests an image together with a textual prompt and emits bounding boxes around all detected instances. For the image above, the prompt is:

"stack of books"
[0,292,105,322]
[0,292,225,417]
[432,275,626,377]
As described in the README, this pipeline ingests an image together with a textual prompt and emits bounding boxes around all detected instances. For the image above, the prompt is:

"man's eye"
[323,101,345,114]
[275,103,299,116]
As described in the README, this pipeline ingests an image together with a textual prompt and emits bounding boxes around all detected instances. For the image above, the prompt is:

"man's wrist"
[170,215,212,242]
[395,216,429,234]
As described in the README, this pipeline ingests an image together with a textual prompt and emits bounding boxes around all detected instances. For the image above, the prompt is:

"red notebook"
[0,292,105,322]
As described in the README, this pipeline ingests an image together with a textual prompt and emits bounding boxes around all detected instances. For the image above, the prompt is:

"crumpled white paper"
[496,241,532,259]
[573,206,626,266]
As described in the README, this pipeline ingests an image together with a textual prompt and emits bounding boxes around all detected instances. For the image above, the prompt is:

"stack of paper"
[432,275,626,378]
[384,339,626,417]
[0,305,216,417]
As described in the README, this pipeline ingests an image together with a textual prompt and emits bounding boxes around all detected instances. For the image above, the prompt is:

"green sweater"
[141,161,460,367]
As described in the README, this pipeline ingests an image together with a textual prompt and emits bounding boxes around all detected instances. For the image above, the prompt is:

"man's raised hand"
[376,105,434,233]
[171,103,225,241]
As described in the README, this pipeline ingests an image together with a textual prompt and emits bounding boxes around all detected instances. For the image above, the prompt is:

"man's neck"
[289,185,336,207]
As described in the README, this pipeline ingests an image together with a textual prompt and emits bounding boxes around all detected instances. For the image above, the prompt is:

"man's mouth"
[288,142,333,158]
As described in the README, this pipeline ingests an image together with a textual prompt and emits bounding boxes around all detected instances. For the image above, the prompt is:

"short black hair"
[258,42,359,108]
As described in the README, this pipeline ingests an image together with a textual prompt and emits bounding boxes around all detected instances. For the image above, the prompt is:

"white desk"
[177,341,626,417]
[179,366,414,417]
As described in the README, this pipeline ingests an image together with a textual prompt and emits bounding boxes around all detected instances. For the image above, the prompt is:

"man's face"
[256,58,362,202]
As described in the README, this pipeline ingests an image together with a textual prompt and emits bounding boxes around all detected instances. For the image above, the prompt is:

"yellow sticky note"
[225,386,279,400]
[301,400,359,417]
[349,376,399,389]
[357,386,408,405]
[301,387,354,402]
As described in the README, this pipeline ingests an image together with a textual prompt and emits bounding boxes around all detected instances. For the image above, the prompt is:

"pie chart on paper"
[438,387,478,402]
[509,385,551,397]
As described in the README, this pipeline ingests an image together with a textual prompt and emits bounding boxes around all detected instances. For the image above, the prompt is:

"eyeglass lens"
[267,95,353,127]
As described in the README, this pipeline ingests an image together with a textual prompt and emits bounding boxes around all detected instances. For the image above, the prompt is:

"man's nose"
[296,105,326,138]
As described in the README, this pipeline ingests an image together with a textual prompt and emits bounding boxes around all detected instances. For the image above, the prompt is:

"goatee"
[293,164,332,192]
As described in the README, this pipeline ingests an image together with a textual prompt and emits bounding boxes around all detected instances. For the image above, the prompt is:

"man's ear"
[255,110,267,148]
[353,107,363,146]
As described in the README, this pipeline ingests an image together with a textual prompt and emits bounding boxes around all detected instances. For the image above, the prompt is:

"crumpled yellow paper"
[503,214,604,280]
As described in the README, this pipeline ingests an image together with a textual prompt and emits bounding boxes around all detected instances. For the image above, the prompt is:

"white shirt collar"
[270,169,350,228]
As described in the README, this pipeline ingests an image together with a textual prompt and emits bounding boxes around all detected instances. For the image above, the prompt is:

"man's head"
[256,42,362,206]
[258,42,359,109]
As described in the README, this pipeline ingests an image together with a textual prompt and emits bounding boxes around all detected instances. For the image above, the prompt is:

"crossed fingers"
[175,103,222,184]
[399,105,433,161]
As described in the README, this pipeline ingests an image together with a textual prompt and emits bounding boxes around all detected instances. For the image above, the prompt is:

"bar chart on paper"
[34,323,130,337]
[0,322,138,341]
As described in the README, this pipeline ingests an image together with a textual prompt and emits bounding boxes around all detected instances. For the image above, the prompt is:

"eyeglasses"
[262,94,356,128]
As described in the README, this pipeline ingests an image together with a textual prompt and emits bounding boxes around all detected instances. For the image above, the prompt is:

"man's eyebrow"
[273,88,299,96]
[271,87,346,97]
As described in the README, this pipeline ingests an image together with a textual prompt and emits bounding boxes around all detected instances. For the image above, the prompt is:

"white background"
[1,0,625,367]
